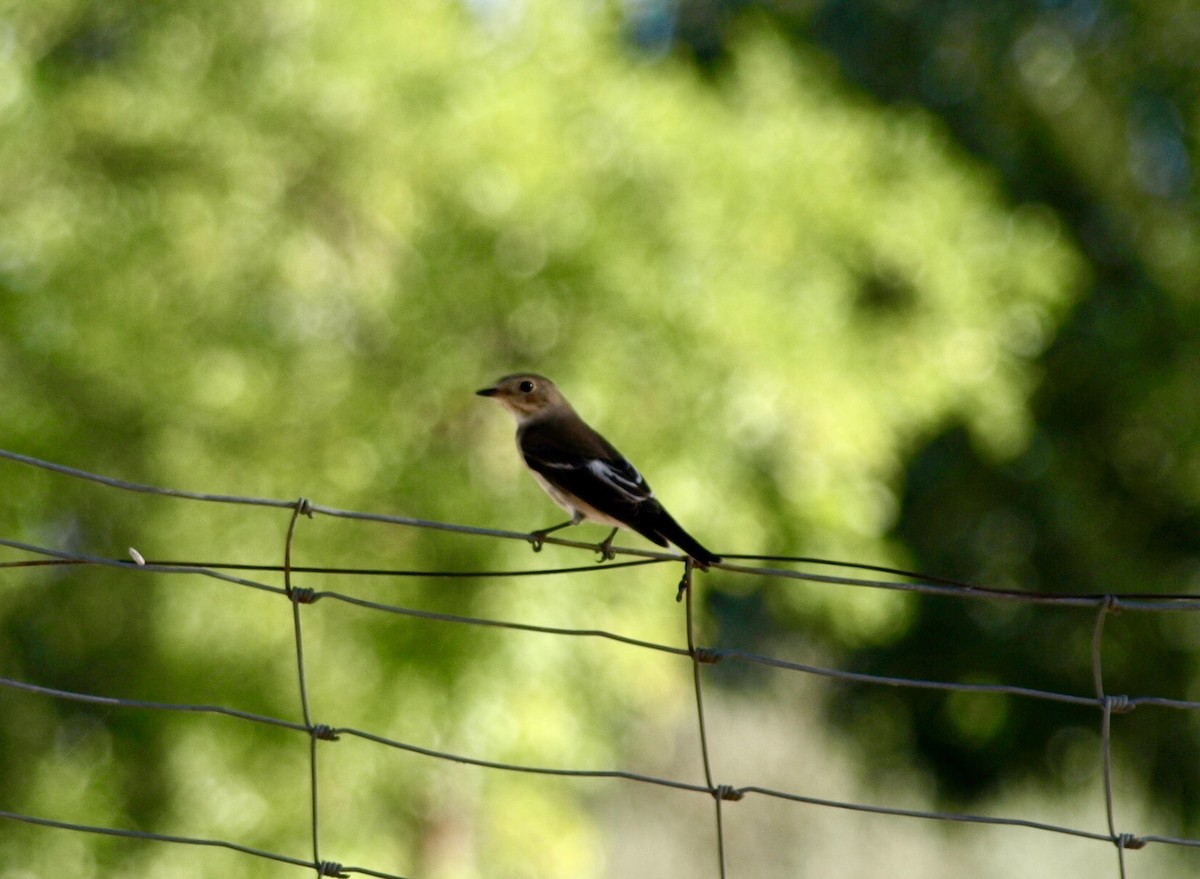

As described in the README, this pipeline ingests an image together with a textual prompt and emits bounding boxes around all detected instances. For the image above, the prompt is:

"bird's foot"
[526,519,575,554]
[594,528,618,563]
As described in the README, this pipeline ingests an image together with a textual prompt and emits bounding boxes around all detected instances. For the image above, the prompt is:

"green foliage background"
[1,0,1195,876]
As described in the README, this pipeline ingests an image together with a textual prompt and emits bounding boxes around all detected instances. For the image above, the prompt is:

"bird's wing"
[519,418,656,517]
[519,417,723,564]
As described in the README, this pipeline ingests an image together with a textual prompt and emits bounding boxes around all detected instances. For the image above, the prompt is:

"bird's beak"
[475,386,498,397]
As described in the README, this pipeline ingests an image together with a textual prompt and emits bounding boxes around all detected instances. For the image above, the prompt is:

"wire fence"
[2,447,1200,877]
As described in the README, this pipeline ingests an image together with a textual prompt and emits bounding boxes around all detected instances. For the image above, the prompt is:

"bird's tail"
[649,508,721,570]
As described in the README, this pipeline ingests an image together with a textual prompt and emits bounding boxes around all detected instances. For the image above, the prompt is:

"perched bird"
[476,373,721,569]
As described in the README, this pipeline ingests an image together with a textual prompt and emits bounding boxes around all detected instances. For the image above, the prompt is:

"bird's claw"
[593,528,618,563]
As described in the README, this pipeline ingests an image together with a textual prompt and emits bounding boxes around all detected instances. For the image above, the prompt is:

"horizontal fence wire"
[3,447,1200,878]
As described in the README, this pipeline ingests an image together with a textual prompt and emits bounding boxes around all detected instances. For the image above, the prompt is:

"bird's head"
[476,373,567,421]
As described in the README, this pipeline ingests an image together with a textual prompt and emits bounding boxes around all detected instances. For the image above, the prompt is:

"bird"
[476,373,721,569]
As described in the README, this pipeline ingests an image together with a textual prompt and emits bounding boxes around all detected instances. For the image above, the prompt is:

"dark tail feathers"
[643,506,721,570]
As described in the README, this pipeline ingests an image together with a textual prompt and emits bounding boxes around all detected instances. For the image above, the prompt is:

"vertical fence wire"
[284,499,320,873]
[680,559,730,879]
[282,497,348,878]
[1091,596,1143,879]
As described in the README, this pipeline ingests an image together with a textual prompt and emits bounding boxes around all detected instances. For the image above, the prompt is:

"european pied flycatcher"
[477,374,720,569]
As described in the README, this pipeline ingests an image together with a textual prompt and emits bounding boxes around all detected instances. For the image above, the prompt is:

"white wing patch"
[587,458,652,503]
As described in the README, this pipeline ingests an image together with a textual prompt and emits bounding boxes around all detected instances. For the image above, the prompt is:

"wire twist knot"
[714,784,743,802]
[295,497,315,518]
[317,860,347,877]
[1103,694,1134,714]
[310,724,340,741]
[693,647,722,665]
[676,562,693,603]
[1116,832,1144,850]
[1100,593,1122,614]
[290,586,318,605]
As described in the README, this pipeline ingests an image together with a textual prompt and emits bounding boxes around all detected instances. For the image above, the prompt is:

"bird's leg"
[528,517,578,552]
[595,527,619,563]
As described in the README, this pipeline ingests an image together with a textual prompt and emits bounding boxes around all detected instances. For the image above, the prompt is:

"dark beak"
[475,386,498,397]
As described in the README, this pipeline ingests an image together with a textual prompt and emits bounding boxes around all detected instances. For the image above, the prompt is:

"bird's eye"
[519,380,535,393]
